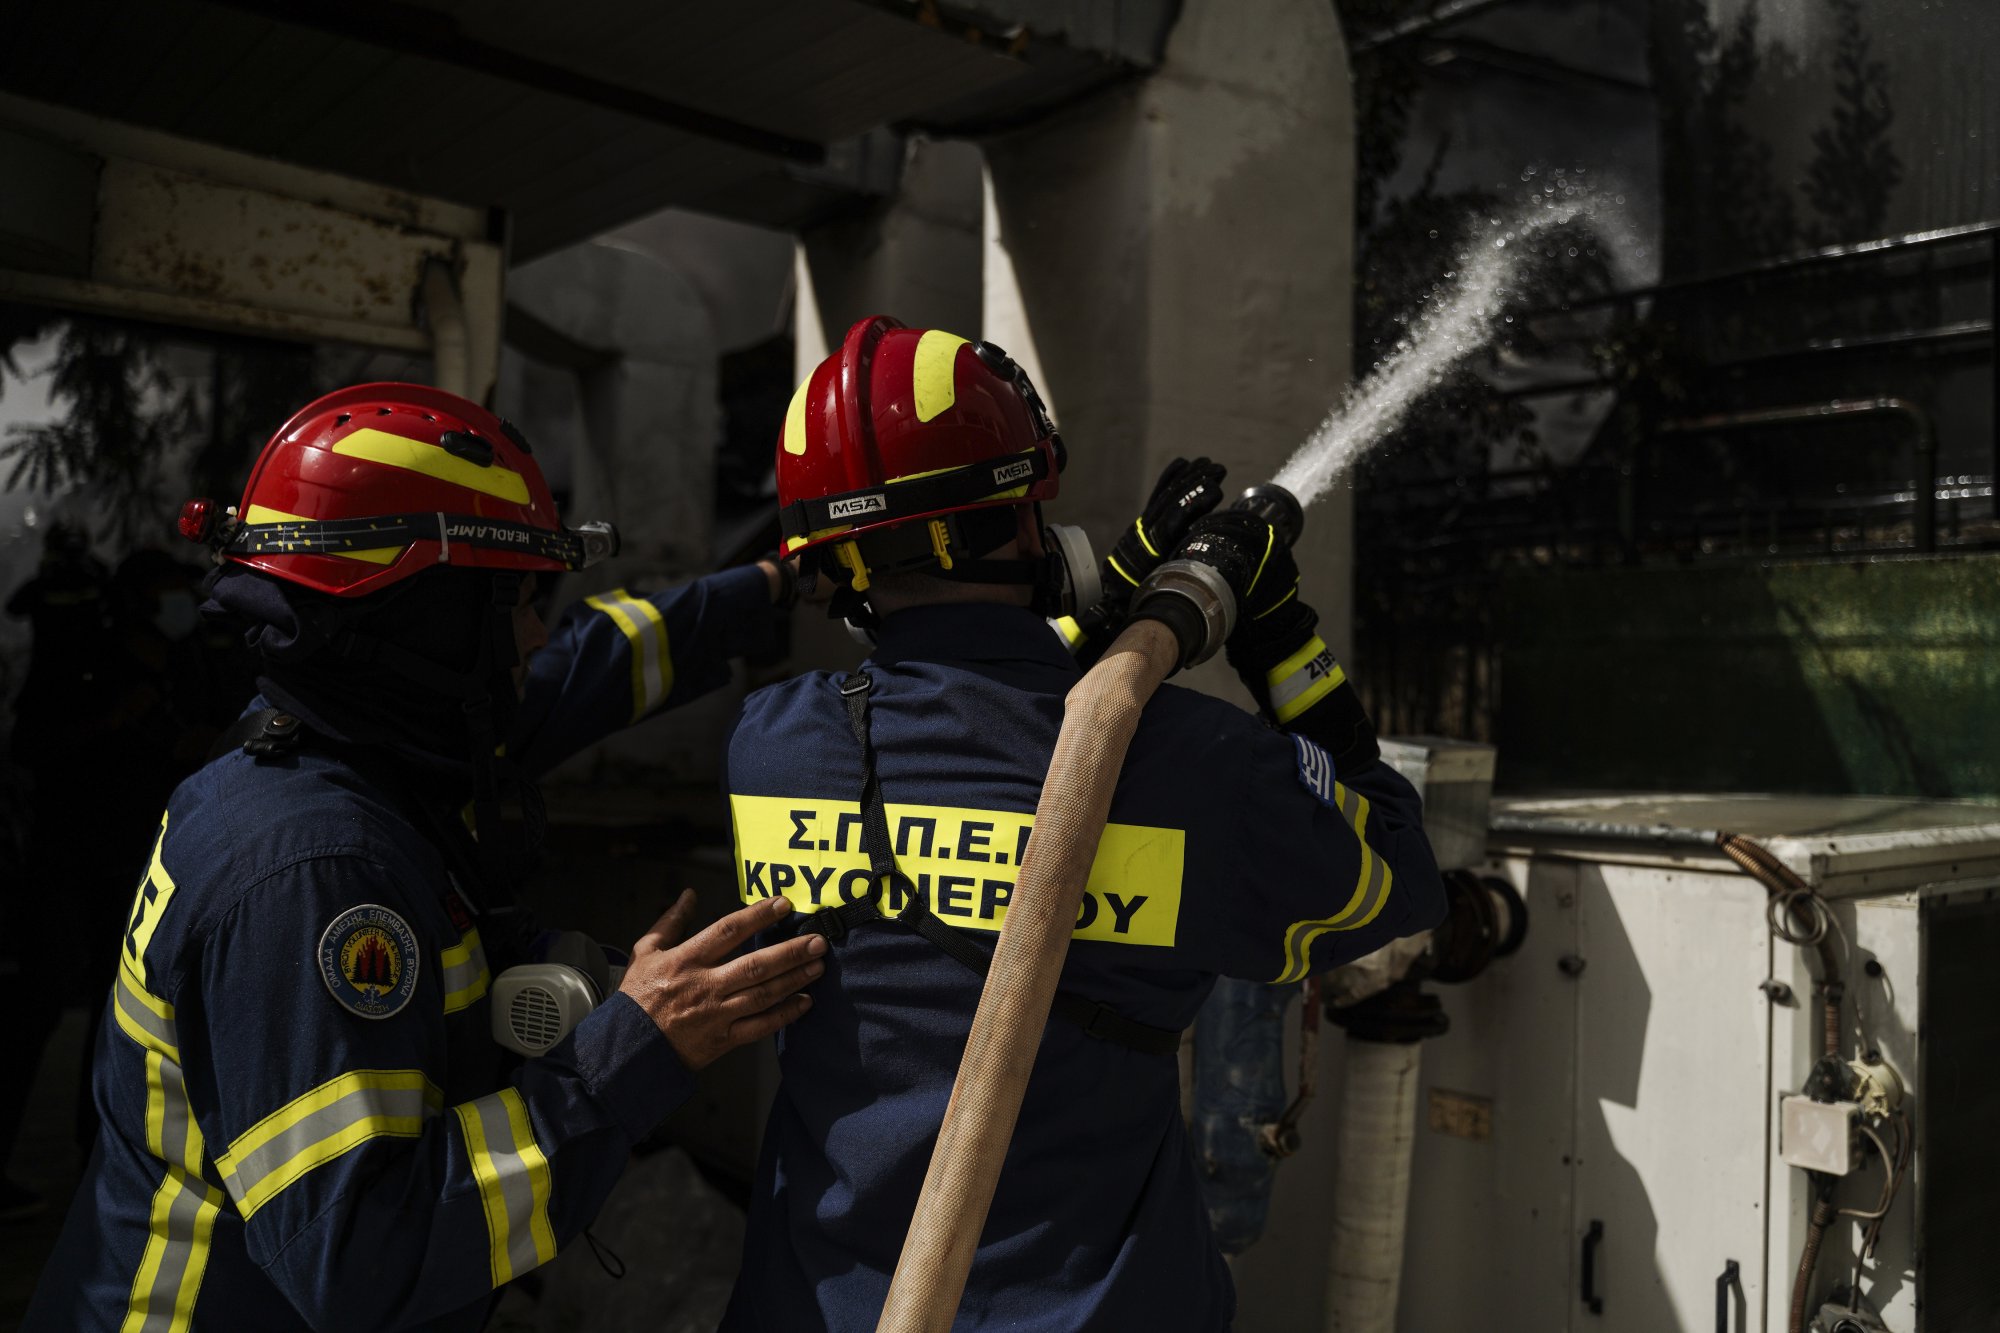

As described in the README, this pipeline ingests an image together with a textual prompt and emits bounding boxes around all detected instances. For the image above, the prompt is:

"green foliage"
[0,316,315,551]
[1649,0,1800,272]
[0,320,200,547]
[1803,0,1902,244]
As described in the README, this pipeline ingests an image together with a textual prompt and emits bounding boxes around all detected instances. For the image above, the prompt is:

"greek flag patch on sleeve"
[1294,734,1338,807]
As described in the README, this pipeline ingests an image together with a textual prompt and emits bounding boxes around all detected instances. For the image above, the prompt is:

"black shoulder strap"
[208,707,307,762]
[800,671,1179,1057]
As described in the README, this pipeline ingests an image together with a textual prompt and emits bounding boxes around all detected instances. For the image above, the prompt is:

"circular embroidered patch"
[319,904,420,1019]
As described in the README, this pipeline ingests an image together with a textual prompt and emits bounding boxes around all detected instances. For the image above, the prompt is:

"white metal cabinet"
[1571,862,1771,1331]
[1397,794,2000,1333]
[1398,857,1580,1333]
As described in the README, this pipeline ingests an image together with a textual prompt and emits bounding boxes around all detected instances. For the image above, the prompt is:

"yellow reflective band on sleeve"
[782,374,812,455]
[1272,782,1395,984]
[114,967,180,1065]
[911,330,970,423]
[1052,615,1084,649]
[121,1165,223,1333]
[142,1051,205,1175]
[242,505,401,563]
[457,1088,557,1287]
[216,1070,442,1220]
[1265,635,1345,725]
[330,427,531,504]
[584,589,673,722]
[730,795,1184,947]
[441,928,490,1014]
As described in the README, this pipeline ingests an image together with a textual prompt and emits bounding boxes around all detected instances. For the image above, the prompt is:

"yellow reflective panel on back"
[911,330,970,423]
[122,817,177,991]
[730,794,1184,947]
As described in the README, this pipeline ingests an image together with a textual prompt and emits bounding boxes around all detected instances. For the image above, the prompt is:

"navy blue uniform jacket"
[25,565,773,1332]
[719,604,1445,1331]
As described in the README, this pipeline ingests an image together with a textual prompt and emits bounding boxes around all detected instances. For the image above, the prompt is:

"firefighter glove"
[1175,507,1301,634]
[1102,457,1229,602]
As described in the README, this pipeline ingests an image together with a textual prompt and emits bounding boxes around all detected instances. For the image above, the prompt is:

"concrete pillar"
[983,3,1358,1327]
[798,134,986,353]
[982,0,1356,673]
[790,134,987,672]
[507,239,731,783]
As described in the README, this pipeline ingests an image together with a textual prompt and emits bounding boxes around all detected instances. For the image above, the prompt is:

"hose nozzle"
[1232,483,1304,549]
[1129,480,1304,671]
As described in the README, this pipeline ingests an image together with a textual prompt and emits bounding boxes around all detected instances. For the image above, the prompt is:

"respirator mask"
[491,931,625,1057]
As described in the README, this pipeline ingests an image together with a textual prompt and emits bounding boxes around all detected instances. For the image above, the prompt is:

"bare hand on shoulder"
[618,891,824,1070]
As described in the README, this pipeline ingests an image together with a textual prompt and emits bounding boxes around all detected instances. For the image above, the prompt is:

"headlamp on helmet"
[184,384,618,597]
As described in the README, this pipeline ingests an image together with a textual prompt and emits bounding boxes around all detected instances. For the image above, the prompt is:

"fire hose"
[875,486,1301,1332]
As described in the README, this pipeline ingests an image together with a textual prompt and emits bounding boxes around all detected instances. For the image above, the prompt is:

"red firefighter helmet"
[185,383,615,597]
[775,316,1064,572]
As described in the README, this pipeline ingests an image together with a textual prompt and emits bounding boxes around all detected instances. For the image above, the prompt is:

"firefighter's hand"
[618,891,824,1070]
[1102,457,1228,600]
[1175,508,1301,631]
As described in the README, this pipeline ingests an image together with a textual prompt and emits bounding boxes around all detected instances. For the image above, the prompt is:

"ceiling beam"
[202,0,828,166]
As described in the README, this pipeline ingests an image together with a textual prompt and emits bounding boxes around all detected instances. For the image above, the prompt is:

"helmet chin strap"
[934,553,1067,618]
[821,505,1098,624]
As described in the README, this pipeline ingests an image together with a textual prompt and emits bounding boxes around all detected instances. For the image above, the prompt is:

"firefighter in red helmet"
[719,318,1443,1330]
[27,384,826,1331]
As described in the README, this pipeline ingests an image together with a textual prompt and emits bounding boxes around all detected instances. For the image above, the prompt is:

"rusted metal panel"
[0,92,504,397]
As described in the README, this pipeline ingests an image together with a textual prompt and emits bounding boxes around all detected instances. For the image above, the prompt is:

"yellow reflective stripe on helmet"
[584,590,673,721]
[242,505,400,564]
[330,427,531,504]
[120,1165,222,1333]
[911,330,970,423]
[457,1088,557,1287]
[215,1069,442,1220]
[1272,783,1395,984]
[782,374,812,455]
[441,928,490,1014]
[1265,634,1345,724]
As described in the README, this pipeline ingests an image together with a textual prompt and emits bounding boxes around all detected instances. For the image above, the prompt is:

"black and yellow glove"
[1177,509,1380,770]
[1055,457,1229,663]
[1102,456,1230,602]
